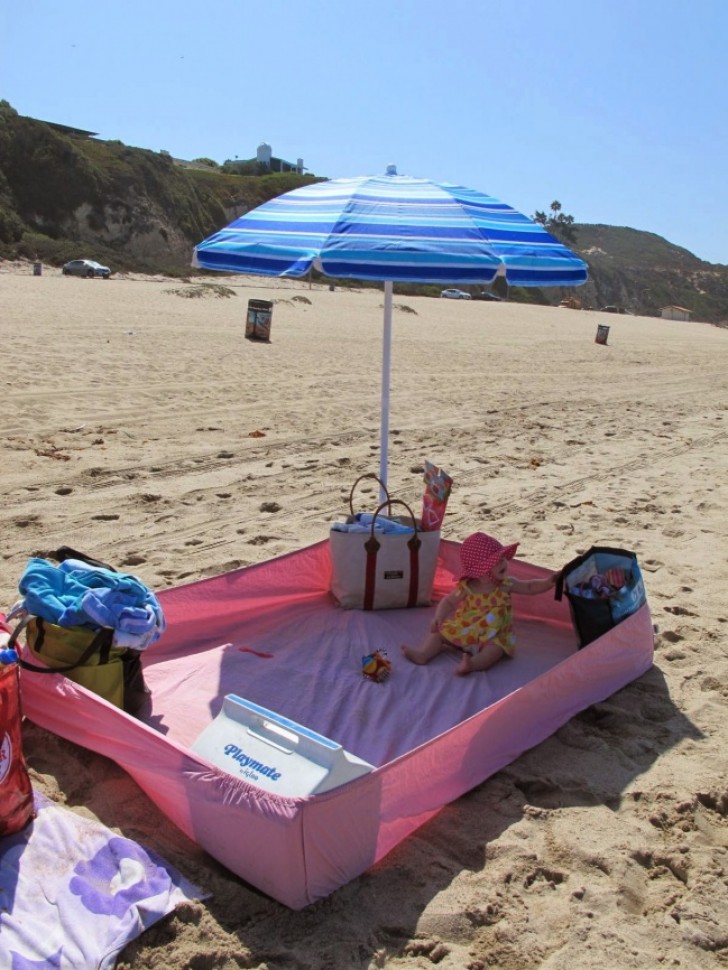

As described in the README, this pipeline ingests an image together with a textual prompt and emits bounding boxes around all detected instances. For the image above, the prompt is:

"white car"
[440,288,471,300]
[62,259,112,279]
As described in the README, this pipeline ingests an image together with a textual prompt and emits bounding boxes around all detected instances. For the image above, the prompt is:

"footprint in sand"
[642,558,663,572]
[122,554,146,566]
[636,845,690,885]
[218,559,244,572]
[696,790,728,817]
[523,866,567,891]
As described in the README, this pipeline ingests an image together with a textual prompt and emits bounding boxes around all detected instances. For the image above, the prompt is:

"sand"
[1,260,727,969]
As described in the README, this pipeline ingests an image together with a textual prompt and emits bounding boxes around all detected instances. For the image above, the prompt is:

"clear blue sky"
[2,0,726,264]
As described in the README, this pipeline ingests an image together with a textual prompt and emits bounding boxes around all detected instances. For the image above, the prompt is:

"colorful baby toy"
[361,650,392,682]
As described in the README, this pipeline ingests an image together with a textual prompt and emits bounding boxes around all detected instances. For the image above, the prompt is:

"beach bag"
[0,657,35,836]
[8,546,151,716]
[555,545,647,648]
[8,616,148,715]
[329,474,440,610]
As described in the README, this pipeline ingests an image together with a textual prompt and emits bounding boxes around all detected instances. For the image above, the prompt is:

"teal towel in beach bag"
[555,545,647,647]
[8,546,152,716]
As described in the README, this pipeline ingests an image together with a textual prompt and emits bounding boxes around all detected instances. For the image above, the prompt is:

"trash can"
[33,262,42,276]
[245,299,273,342]
[595,324,610,345]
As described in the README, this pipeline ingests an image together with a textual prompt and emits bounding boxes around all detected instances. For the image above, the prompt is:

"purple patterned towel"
[0,791,205,969]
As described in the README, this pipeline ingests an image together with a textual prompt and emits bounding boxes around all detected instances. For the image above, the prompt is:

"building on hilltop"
[256,142,304,174]
[660,305,691,321]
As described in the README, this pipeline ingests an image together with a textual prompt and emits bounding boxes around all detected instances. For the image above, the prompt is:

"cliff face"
[49,196,189,263]
[0,102,316,275]
[1,102,726,320]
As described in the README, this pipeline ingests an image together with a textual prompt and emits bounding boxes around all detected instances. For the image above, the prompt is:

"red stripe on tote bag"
[363,536,381,611]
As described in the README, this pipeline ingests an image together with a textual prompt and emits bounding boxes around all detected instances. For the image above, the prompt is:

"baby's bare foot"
[456,654,473,676]
[401,644,424,664]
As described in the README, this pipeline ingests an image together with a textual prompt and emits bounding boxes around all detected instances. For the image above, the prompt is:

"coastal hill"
[1,101,726,322]
[573,225,728,323]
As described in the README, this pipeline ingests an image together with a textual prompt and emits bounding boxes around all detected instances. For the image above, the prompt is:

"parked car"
[600,305,619,313]
[62,259,112,279]
[440,288,471,300]
[472,291,502,301]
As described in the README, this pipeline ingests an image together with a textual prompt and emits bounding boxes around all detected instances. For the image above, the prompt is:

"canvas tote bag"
[329,475,440,610]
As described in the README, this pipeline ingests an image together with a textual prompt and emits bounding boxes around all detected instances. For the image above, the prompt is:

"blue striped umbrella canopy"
[193,168,588,287]
[193,167,588,492]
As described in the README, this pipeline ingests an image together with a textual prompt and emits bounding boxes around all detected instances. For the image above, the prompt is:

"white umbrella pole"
[379,280,393,503]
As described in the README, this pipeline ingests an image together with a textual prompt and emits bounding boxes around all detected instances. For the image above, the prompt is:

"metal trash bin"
[595,324,610,345]
[33,262,42,276]
[245,299,273,342]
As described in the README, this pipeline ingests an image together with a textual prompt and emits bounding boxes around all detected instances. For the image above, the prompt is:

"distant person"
[492,274,508,300]
[401,532,557,675]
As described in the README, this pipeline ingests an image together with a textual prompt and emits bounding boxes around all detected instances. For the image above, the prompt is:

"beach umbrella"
[193,165,588,493]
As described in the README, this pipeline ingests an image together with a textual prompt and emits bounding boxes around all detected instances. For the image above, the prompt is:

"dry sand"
[1,260,727,969]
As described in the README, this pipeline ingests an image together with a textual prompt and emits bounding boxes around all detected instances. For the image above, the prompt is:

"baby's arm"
[432,587,465,630]
[509,572,558,595]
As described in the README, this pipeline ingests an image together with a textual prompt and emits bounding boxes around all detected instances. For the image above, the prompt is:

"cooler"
[190,695,375,797]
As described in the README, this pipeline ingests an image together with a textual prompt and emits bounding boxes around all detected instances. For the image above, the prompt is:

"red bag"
[0,661,35,836]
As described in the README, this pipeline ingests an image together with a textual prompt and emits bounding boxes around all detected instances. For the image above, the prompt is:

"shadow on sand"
[48,658,698,966]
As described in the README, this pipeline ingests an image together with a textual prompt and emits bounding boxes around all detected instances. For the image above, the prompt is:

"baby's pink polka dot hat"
[459,532,518,580]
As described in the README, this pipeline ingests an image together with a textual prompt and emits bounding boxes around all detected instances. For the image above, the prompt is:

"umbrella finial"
[385,163,398,176]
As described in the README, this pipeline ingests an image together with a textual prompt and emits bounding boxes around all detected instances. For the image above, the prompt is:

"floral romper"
[439,579,516,655]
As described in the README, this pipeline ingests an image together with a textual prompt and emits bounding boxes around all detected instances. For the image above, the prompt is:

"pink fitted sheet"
[18,539,654,908]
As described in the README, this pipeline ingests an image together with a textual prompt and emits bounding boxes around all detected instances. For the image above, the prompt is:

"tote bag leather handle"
[363,499,422,611]
[348,473,392,517]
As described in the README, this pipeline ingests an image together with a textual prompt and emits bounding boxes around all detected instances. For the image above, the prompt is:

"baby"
[402,531,557,675]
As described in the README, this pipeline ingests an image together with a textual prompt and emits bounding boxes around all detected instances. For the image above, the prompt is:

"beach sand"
[2,261,727,968]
